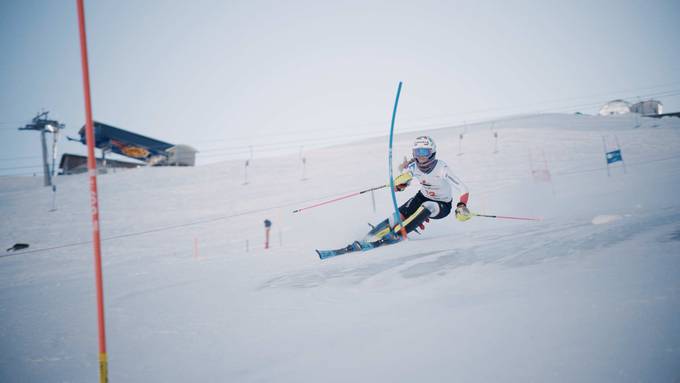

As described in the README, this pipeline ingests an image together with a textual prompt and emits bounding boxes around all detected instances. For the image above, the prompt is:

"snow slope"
[1,113,679,382]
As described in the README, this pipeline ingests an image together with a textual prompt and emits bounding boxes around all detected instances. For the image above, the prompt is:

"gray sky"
[1,0,679,175]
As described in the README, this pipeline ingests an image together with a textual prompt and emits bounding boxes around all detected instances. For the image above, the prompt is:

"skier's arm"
[445,172,469,205]
[444,169,471,221]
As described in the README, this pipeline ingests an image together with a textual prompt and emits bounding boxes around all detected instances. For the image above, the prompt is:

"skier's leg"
[421,201,440,218]
[367,193,426,241]
[400,199,451,234]
[390,206,431,234]
[366,218,390,236]
[429,200,452,220]
[399,207,431,234]
[397,192,428,222]
[387,193,434,234]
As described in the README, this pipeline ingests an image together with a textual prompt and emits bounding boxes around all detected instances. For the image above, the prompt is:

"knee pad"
[422,201,440,218]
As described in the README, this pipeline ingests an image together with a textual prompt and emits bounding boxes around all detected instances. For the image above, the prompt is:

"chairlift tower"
[18,111,65,186]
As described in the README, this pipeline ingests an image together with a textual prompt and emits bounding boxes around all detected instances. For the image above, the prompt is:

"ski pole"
[471,213,542,221]
[292,184,388,213]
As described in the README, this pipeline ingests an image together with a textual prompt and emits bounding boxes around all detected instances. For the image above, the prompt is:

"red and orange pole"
[76,1,108,381]
[264,219,272,249]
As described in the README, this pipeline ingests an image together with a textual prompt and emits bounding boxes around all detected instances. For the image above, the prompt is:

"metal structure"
[69,121,197,166]
[18,111,65,186]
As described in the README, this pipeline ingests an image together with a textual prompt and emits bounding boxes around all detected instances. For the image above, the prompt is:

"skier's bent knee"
[422,201,440,217]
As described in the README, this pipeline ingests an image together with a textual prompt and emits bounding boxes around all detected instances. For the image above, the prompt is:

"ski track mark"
[258,209,680,289]
[260,250,448,289]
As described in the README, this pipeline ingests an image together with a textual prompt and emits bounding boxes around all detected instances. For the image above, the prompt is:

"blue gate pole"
[388,82,407,238]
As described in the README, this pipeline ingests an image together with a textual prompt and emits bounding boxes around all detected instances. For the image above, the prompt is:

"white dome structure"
[599,100,631,116]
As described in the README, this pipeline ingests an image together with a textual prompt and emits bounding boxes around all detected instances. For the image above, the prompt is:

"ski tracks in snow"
[260,249,450,289]
[261,208,680,290]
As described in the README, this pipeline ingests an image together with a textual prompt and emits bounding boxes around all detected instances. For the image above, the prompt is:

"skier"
[316,135,471,258]
[377,135,471,238]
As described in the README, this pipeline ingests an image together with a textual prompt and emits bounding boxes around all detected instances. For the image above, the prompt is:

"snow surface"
[1,113,680,382]
[592,214,624,225]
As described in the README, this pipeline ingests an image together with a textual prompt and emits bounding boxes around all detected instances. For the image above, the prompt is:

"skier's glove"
[398,157,414,171]
[455,202,471,222]
[393,172,413,192]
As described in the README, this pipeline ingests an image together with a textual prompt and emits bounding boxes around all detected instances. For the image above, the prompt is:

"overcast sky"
[1,0,679,175]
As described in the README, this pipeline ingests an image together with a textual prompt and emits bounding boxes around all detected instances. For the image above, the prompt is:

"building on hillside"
[599,100,631,116]
[630,99,663,116]
[166,144,198,166]
[59,153,143,175]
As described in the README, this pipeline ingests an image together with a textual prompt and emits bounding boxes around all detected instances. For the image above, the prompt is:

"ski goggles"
[413,147,433,158]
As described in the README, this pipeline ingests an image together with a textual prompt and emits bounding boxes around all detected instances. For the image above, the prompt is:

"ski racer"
[388,135,471,235]
[315,135,471,258]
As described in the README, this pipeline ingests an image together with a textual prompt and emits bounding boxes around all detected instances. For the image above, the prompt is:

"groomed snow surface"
[1,113,679,382]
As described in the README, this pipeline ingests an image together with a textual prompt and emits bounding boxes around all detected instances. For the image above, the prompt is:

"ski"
[316,241,363,260]
[316,206,429,260]
[316,236,401,260]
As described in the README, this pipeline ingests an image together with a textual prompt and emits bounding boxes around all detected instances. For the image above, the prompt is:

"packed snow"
[1,113,679,382]
[591,214,624,225]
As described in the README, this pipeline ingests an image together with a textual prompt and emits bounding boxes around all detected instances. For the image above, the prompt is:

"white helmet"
[412,135,436,159]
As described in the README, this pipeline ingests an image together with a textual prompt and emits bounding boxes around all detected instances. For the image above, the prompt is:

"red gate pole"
[264,219,272,249]
[76,1,108,381]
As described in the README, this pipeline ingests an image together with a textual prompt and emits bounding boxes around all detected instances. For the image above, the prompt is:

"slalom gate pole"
[387,82,406,238]
[472,213,542,221]
[76,1,109,382]
[292,184,388,213]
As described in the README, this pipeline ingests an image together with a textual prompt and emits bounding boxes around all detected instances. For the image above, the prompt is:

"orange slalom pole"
[76,1,108,381]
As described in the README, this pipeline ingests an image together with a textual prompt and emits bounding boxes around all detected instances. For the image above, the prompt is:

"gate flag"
[606,149,623,164]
